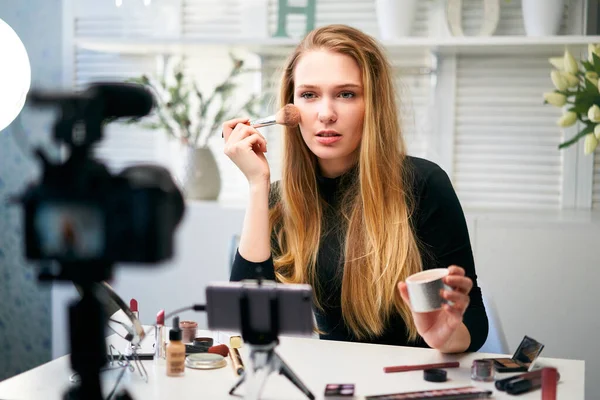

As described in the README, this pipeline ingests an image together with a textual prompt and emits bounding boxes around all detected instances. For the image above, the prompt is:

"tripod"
[41,265,133,400]
[63,282,106,400]
[228,288,314,400]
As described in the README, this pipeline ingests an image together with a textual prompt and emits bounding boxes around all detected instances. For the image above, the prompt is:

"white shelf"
[75,35,600,57]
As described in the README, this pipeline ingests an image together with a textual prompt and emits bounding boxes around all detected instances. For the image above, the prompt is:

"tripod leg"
[275,352,315,400]
[228,371,246,396]
[243,363,271,400]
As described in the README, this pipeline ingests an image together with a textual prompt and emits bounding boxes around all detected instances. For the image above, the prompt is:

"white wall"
[52,204,600,398]
[470,210,600,399]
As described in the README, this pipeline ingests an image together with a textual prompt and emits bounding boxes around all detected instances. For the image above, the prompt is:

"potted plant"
[127,53,264,200]
[543,45,600,155]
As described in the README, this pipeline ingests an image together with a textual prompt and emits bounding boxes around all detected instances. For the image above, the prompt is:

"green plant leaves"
[582,60,595,72]
[559,123,595,149]
[593,52,600,75]
[124,53,263,147]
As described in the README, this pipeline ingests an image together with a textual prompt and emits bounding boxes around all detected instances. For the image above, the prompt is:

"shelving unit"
[75,35,600,57]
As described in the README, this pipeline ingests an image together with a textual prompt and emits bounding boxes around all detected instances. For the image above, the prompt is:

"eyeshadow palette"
[488,335,545,373]
[325,383,355,397]
[365,386,493,400]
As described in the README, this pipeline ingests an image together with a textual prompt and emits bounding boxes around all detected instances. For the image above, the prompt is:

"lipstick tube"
[229,348,245,376]
[130,298,139,320]
[505,369,561,395]
[154,310,166,362]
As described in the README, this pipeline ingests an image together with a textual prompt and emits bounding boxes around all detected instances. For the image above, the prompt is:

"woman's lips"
[315,135,342,145]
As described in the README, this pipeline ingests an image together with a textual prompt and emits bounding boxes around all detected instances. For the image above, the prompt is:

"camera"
[14,82,185,283]
[10,82,185,400]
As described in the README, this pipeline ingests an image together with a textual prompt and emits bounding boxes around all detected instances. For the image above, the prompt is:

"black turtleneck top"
[230,156,488,352]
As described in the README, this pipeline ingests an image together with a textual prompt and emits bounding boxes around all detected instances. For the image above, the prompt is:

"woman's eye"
[339,92,355,99]
[300,92,315,99]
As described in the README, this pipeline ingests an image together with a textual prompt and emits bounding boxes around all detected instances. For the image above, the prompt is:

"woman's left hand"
[397,266,473,350]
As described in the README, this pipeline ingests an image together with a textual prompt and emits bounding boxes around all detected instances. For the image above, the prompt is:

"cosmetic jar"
[193,336,214,350]
[185,353,227,370]
[471,359,495,382]
[424,368,447,382]
[179,320,198,343]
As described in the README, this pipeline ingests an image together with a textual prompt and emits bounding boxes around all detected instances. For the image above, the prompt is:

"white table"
[0,329,585,400]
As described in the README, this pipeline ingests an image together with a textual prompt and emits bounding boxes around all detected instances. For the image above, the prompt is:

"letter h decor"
[273,0,317,37]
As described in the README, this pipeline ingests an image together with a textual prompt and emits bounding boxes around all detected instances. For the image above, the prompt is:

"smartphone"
[205,281,314,336]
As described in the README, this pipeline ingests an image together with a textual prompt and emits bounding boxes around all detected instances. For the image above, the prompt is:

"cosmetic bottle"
[166,316,186,377]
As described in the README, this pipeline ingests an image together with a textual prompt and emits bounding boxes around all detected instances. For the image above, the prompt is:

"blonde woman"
[223,25,488,353]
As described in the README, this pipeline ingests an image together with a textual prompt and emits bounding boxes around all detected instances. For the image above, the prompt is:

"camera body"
[15,82,184,282]
[20,160,182,263]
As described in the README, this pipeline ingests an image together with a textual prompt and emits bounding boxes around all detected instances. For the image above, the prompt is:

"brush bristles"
[276,104,301,127]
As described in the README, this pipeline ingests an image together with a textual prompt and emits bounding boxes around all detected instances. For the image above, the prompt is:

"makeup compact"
[185,353,227,370]
[486,335,545,373]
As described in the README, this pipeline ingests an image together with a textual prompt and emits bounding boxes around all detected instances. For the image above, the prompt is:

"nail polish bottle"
[166,316,185,377]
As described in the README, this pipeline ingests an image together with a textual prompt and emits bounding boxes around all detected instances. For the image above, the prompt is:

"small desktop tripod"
[228,282,314,400]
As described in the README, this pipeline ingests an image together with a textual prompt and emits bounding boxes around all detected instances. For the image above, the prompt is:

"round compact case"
[185,353,227,370]
[424,368,447,382]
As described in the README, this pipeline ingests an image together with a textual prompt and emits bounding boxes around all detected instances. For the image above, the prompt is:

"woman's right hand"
[222,117,270,186]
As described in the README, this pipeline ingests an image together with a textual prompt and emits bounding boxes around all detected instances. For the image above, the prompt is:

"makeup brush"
[250,103,300,128]
[222,104,300,137]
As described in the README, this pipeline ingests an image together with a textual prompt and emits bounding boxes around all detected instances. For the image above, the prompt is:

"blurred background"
[0,0,599,398]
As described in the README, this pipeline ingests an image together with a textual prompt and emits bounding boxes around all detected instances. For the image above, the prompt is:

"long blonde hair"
[269,24,422,341]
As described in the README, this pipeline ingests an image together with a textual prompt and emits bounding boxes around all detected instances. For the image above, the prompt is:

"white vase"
[168,141,221,200]
[375,0,418,40]
[522,0,565,37]
[445,0,500,37]
[240,0,269,38]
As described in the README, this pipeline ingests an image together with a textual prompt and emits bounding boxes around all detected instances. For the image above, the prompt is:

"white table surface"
[0,329,585,400]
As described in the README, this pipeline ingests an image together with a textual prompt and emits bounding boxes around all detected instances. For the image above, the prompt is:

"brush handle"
[221,116,276,138]
[250,115,277,128]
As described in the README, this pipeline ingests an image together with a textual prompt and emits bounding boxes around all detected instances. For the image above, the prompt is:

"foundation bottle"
[166,316,186,377]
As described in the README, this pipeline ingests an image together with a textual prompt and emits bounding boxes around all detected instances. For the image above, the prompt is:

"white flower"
[595,124,600,140]
[551,70,568,91]
[557,111,577,127]
[561,72,579,88]
[543,92,566,107]
[588,105,600,123]
[588,44,600,63]
[549,57,564,71]
[584,133,598,155]
[563,50,579,75]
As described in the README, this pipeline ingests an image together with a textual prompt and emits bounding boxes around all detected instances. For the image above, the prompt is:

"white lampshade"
[0,18,31,132]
